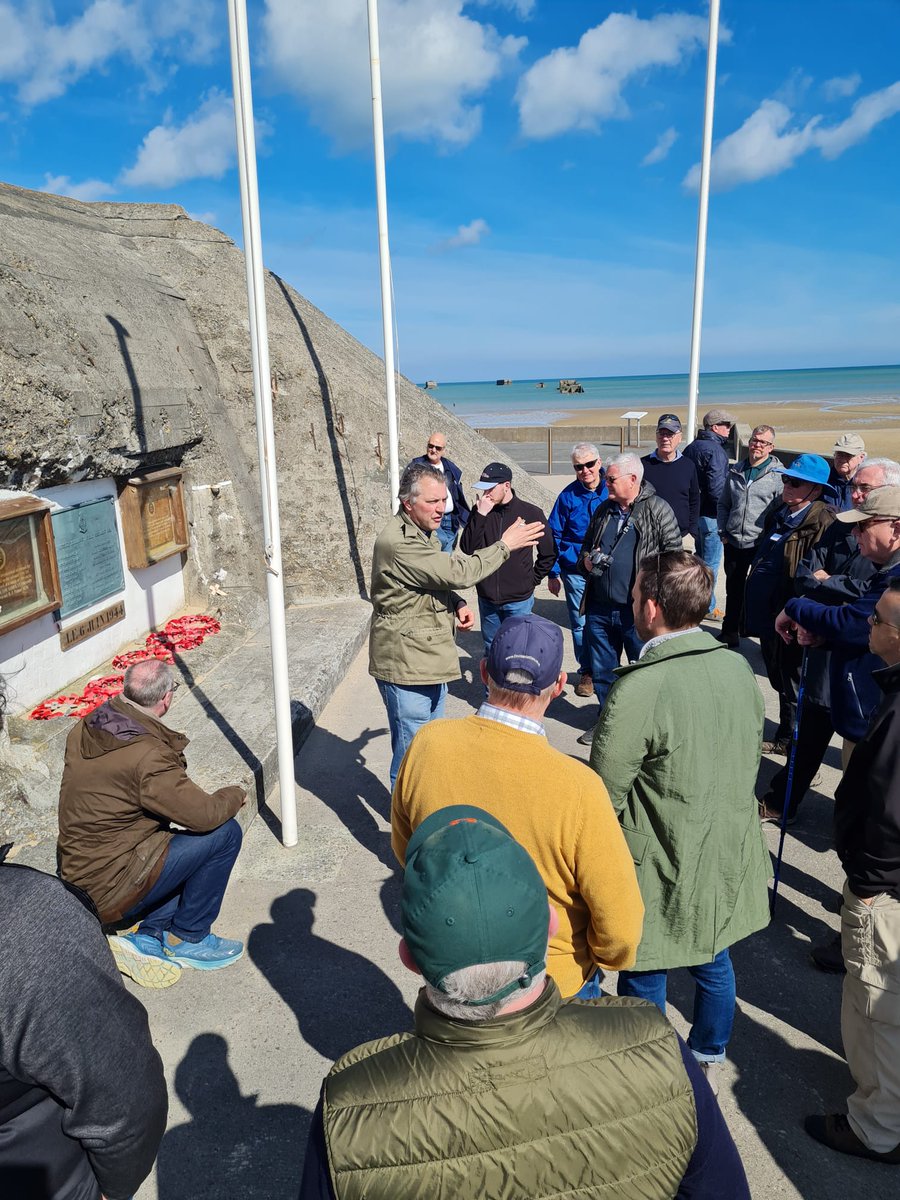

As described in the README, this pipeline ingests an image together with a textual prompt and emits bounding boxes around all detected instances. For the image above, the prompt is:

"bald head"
[123,659,175,710]
[425,433,447,466]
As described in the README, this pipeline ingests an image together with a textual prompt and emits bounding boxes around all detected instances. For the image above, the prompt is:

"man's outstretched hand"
[502,519,545,552]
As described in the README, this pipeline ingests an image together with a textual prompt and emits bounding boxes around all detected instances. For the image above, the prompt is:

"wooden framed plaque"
[0,496,62,636]
[119,468,190,569]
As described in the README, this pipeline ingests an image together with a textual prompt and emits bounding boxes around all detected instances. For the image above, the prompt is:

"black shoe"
[810,932,845,974]
[715,632,739,648]
[576,726,596,747]
[804,1113,900,1163]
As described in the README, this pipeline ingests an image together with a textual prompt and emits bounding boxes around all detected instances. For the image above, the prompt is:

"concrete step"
[1,598,371,872]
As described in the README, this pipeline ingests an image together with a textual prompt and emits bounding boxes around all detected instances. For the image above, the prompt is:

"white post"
[367,0,401,513]
[226,0,298,848]
[686,0,720,441]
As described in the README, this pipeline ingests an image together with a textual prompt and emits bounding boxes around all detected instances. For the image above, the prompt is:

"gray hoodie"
[717,456,785,550]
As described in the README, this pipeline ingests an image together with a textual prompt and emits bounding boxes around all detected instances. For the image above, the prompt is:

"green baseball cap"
[402,805,548,1007]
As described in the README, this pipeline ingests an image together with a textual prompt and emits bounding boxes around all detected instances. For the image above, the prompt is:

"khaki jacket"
[368,510,509,685]
[58,694,245,922]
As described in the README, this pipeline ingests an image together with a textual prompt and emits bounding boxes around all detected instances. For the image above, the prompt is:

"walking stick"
[770,645,808,916]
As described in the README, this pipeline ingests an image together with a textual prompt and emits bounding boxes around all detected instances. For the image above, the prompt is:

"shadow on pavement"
[248,887,411,1061]
[156,1033,309,1200]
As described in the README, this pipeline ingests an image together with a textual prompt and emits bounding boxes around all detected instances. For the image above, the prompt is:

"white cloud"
[262,0,525,150]
[440,218,490,249]
[41,173,116,202]
[815,81,900,158]
[516,11,720,140]
[0,0,219,106]
[822,73,861,101]
[684,80,900,191]
[120,91,238,189]
[642,126,678,166]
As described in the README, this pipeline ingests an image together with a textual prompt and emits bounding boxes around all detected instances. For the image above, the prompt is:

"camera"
[590,550,611,574]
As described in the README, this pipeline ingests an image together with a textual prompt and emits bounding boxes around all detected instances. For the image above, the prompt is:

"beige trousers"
[841,884,900,1152]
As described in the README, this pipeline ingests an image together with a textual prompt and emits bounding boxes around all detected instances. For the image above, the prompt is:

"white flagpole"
[226,0,298,848]
[366,0,401,513]
[686,0,720,441]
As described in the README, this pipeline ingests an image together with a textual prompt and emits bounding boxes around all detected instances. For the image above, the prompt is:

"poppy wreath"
[29,612,221,719]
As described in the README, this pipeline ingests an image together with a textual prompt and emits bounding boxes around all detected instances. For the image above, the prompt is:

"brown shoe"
[761,738,790,755]
[574,674,594,698]
[810,932,845,974]
[804,1113,900,1163]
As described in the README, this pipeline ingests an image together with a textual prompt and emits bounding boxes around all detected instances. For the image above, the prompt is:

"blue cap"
[774,454,831,486]
[485,614,563,694]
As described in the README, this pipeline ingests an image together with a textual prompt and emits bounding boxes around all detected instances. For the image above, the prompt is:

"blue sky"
[1,1,898,382]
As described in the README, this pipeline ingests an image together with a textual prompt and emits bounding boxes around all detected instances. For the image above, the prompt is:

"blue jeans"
[559,571,589,675]
[478,595,535,658]
[124,819,243,943]
[695,515,722,611]
[617,947,735,1062]
[584,603,643,709]
[575,970,604,999]
[376,680,447,789]
[435,514,457,553]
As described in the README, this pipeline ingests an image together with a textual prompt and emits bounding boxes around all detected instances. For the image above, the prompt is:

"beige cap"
[702,408,735,428]
[832,433,866,456]
[835,485,900,523]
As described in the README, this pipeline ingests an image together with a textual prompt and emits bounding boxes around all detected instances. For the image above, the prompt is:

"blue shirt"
[547,477,608,575]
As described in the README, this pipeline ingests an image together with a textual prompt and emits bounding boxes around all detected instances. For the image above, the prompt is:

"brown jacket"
[58,694,245,923]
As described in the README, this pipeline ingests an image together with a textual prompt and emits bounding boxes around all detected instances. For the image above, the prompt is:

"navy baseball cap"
[657,414,682,433]
[486,614,563,694]
[473,462,513,490]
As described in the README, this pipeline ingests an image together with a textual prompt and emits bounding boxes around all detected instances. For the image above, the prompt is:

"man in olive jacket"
[590,551,770,1094]
[299,806,750,1199]
[369,461,544,787]
[58,658,246,986]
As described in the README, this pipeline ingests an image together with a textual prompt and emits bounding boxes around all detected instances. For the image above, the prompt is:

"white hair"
[425,961,547,1022]
[857,458,900,486]
[571,442,601,462]
[606,452,644,481]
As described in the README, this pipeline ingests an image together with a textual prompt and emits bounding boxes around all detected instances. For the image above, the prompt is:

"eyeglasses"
[870,609,900,630]
[574,459,599,472]
[656,430,678,437]
[426,444,445,452]
[851,482,876,494]
[855,517,893,532]
[782,475,809,487]
[749,438,774,447]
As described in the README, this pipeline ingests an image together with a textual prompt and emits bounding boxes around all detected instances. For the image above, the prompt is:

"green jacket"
[322,982,697,1200]
[368,510,509,685]
[590,630,770,971]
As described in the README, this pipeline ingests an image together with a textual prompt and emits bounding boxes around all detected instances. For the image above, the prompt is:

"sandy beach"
[553,399,900,461]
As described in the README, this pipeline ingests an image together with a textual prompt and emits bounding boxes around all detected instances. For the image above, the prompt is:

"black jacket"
[410,455,470,529]
[459,492,555,604]
[0,863,167,1200]
[579,483,682,607]
[683,430,729,517]
[834,661,900,899]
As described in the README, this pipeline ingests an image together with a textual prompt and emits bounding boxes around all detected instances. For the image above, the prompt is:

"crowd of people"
[1,414,899,1198]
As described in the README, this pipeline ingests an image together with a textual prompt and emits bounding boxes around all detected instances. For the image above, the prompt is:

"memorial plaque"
[0,499,62,635]
[51,498,125,619]
[59,600,126,650]
[119,468,189,569]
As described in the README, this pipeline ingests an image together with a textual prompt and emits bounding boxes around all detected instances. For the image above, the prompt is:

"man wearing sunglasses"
[410,433,470,553]
[716,425,784,648]
[805,577,900,1164]
[547,444,608,696]
[743,454,834,754]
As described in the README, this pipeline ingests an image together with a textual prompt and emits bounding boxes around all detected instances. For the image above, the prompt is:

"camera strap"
[593,508,634,557]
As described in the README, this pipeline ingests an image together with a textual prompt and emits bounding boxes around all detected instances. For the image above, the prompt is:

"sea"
[428,364,900,428]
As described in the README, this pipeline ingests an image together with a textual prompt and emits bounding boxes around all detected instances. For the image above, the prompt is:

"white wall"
[0,477,185,714]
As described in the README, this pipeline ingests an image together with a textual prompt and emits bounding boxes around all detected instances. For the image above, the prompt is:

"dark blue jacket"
[683,430,729,518]
[785,552,900,739]
[547,476,608,575]
[410,455,471,529]
[828,471,854,513]
[641,453,700,537]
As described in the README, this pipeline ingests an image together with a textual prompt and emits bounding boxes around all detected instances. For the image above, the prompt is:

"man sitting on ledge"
[58,658,246,986]
[300,806,750,1199]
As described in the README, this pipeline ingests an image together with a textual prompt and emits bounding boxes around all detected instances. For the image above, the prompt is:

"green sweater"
[590,630,771,971]
[323,982,697,1200]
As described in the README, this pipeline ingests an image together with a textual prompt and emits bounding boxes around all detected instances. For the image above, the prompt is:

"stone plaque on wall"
[0,498,62,635]
[51,498,126,620]
[119,468,189,569]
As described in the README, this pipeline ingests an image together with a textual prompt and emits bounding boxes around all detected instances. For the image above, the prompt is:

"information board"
[51,498,125,619]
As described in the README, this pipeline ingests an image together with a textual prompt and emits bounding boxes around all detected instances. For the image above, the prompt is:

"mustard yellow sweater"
[392,715,644,998]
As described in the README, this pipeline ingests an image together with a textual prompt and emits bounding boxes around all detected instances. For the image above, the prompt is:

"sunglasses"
[855,517,893,532]
[574,459,599,472]
[782,475,809,487]
[427,444,445,452]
